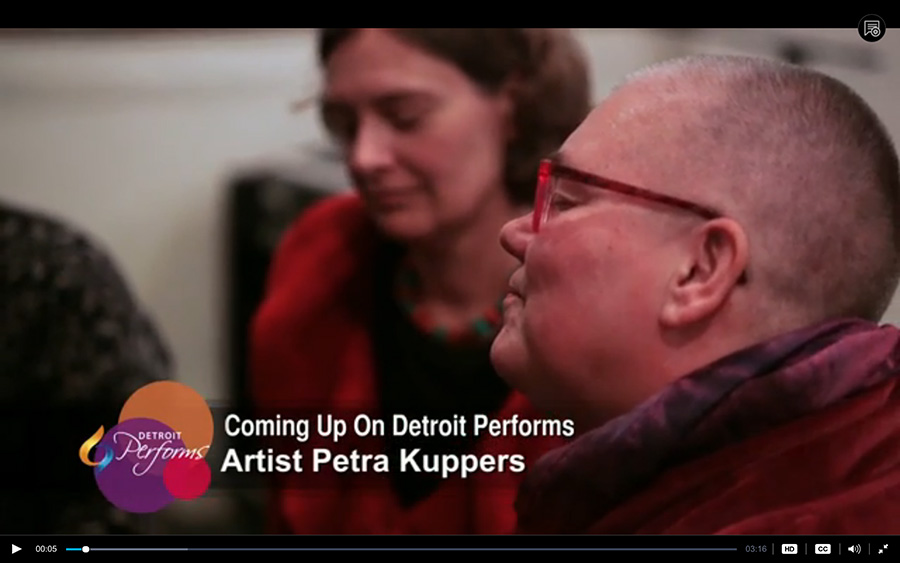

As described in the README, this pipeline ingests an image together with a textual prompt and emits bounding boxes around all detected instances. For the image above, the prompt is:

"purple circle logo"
[93,418,187,513]
[78,382,214,514]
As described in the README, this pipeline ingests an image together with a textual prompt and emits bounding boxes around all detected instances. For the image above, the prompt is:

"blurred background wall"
[0,28,897,406]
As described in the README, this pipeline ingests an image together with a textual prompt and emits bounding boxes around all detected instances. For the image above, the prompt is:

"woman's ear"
[659,218,749,328]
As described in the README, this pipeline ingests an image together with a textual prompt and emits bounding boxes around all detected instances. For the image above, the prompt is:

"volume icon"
[848,544,862,554]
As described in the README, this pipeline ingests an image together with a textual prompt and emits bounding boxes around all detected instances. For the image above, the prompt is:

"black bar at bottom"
[3,534,895,554]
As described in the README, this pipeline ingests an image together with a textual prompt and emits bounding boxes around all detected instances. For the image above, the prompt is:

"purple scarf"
[514,318,900,533]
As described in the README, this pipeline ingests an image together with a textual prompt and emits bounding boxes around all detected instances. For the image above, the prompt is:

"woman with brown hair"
[251,28,592,534]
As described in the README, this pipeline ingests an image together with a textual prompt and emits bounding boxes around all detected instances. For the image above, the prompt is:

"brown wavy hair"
[317,28,593,205]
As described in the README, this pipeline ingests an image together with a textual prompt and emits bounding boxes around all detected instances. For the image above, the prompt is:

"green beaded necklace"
[394,259,506,345]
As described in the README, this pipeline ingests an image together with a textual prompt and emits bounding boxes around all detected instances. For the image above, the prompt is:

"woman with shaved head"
[492,54,900,534]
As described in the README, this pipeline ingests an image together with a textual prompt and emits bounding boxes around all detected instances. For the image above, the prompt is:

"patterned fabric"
[514,318,900,533]
[0,201,172,533]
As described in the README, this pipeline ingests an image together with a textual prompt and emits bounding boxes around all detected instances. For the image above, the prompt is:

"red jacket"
[250,194,564,534]
[514,319,900,534]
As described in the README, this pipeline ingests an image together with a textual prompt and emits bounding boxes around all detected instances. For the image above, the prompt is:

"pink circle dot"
[163,457,211,500]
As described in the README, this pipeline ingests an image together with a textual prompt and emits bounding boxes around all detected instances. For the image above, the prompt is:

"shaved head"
[491,53,900,430]
[605,55,900,326]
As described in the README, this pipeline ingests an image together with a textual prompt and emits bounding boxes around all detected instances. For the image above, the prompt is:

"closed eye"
[384,110,423,132]
[377,93,437,133]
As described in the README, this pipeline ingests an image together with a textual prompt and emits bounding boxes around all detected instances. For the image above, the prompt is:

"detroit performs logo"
[78,381,214,513]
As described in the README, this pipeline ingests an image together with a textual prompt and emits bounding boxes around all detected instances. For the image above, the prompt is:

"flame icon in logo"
[79,426,113,472]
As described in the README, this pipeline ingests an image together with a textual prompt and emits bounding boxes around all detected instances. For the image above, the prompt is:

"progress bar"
[66,547,739,552]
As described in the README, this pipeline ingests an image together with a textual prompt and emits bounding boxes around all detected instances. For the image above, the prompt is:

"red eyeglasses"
[532,157,747,284]
[532,158,723,233]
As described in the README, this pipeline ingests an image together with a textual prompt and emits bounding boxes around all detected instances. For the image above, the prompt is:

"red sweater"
[250,194,564,534]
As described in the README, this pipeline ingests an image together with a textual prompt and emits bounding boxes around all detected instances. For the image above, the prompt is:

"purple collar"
[514,318,900,533]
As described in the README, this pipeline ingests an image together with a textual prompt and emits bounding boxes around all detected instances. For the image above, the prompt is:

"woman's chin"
[371,211,434,242]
